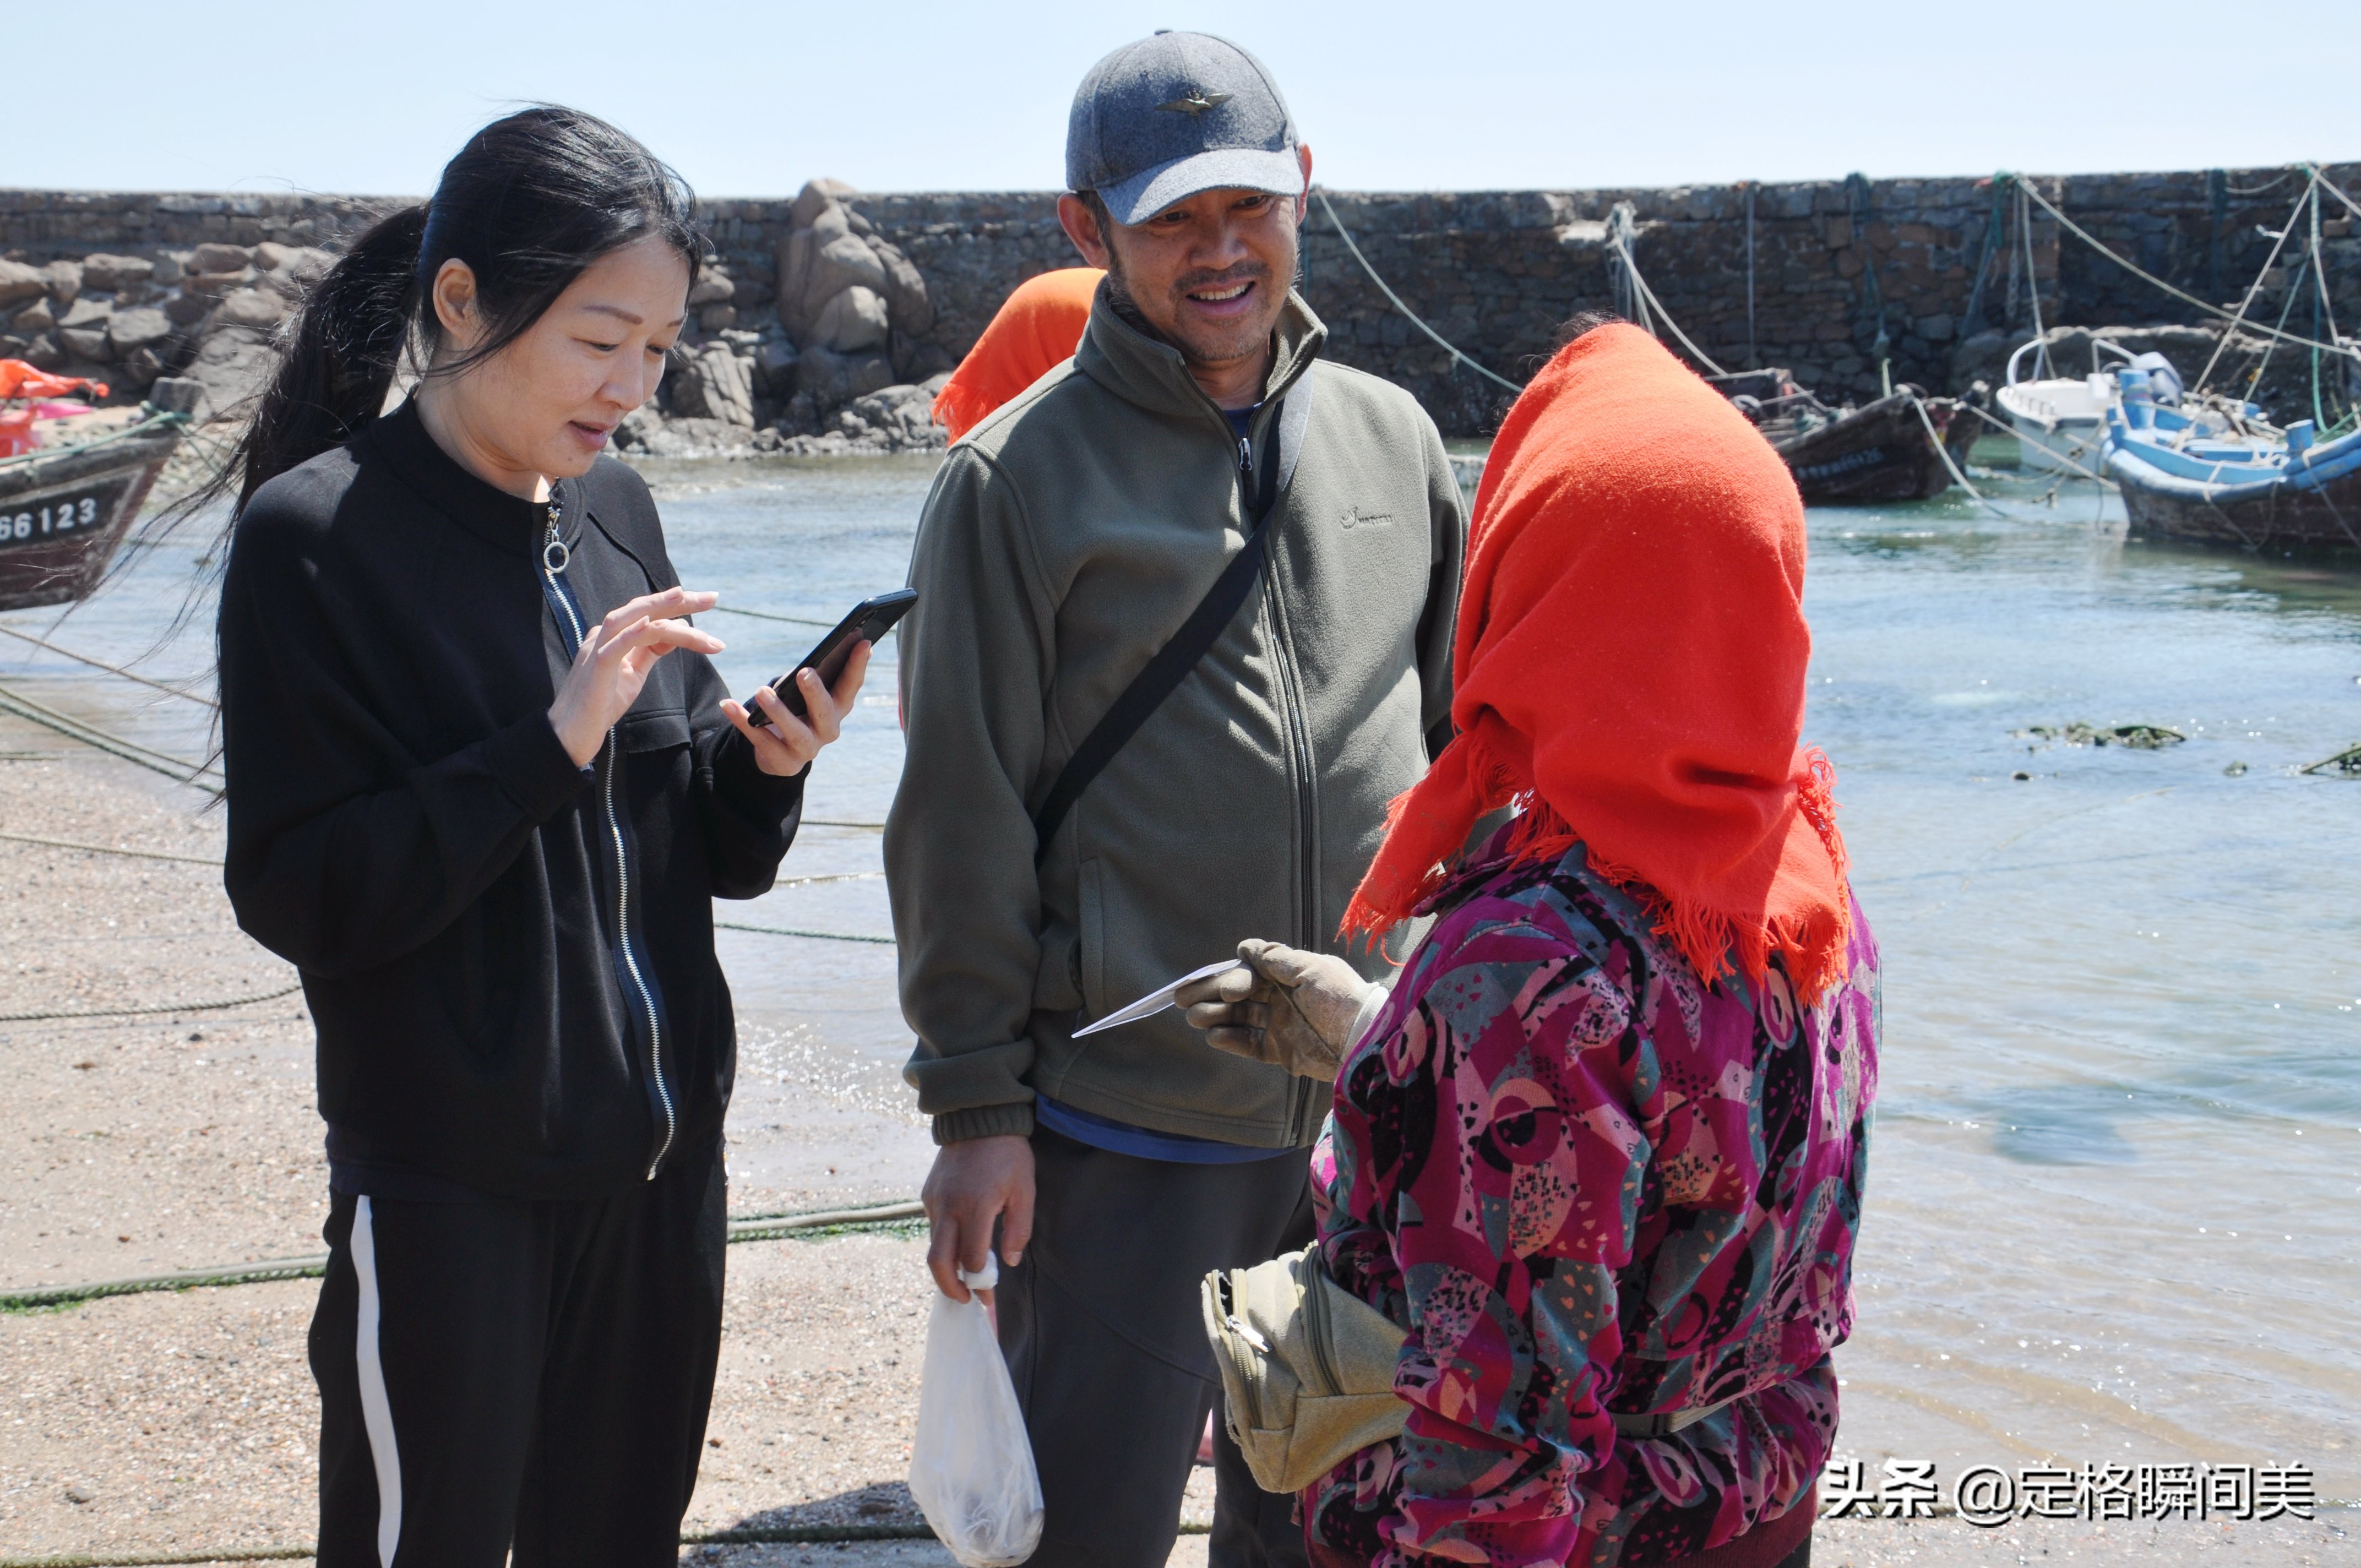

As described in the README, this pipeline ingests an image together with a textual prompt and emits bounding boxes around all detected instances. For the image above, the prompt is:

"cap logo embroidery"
[1155,90,1232,116]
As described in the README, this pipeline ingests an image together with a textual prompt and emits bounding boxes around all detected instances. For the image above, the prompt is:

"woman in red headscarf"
[931,267,1104,441]
[1181,318,1879,1567]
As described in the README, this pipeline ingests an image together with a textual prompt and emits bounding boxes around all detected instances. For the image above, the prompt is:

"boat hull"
[1774,392,1955,503]
[0,419,182,611]
[2112,449,2361,552]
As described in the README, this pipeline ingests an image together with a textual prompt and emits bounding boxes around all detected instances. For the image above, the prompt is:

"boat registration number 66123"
[0,491,112,549]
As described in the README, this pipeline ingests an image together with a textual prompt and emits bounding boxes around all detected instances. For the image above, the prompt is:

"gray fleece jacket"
[888,287,1465,1147]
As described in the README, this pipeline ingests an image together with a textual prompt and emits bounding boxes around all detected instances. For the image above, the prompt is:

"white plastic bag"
[907,1257,1044,1567]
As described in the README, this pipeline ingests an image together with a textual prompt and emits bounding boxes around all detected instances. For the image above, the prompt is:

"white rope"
[1910,398,2006,516]
[1604,217,1731,376]
[1312,190,1523,394]
[2193,173,2316,393]
[1954,398,2119,488]
[2017,174,2355,358]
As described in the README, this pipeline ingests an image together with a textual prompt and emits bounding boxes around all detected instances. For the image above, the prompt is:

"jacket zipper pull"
[1238,433,1253,475]
[542,500,570,575]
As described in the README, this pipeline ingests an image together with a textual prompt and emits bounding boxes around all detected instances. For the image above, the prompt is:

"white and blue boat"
[2103,363,2361,552]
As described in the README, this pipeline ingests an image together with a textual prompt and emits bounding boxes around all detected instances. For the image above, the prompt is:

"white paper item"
[1070,959,1249,1037]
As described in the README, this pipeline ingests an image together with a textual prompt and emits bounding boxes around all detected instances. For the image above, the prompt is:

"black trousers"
[308,1144,727,1568]
[998,1128,1315,1568]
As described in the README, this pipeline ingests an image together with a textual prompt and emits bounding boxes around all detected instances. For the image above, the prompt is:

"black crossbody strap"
[1031,381,1315,863]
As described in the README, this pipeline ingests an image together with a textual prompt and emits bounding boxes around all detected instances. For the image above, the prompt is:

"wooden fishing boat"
[1711,369,1974,503]
[2107,389,2361,552]
[0,407,187,611]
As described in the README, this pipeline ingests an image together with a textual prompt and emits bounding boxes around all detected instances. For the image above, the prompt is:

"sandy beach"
[1,716,2353,1567]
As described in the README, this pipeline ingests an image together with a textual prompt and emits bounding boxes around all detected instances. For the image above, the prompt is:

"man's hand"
[1176,939,1385,1081]
[921,1134,1035,1302]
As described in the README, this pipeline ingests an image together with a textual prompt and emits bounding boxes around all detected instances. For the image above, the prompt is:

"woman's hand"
[1176,938,1388,1082]
[720,639,872,777]
[548,587,725,766]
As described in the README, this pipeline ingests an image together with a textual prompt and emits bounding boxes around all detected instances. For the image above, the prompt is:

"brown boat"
[1711,369,1977,503]
[0,407,187,612]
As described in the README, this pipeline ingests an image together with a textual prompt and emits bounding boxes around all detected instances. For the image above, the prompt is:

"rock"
[64,1484,94,1505]
[150,253,184,285]
[164,292,214,327]
[148,376,207,416]
[57,298,112,330]
[80,253,155,291]
[0,334,24,360]
[108,307,174,358]
[0,259,47,307]
[688,269,735,307]
[812,286,890,353]
[614,405,666,453]
[872,240,934,337]
[252,250,333,302]
[808,235,888,311]
[21,332,63,369]
[213,288,289,330]
[847,352,895,399]
[183,270,252,300]
[788,178,859,230]
[752,338,799,395]
[41,259,82,304]
[191,242,254,275]
[672,343,754,427]
[59,326,114,362]
[183,324,279,422]
[10,299,56,334]
[633,415,758,458]
[119,346,165,391]
[699,303,738,333]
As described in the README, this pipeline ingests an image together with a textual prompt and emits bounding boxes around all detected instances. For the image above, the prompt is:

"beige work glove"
[1175,939,1388,1082]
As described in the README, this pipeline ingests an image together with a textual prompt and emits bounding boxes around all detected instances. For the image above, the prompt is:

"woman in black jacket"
[213,108,864,1567]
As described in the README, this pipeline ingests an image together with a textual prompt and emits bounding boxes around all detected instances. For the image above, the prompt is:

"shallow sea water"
[3,442,2355,1496]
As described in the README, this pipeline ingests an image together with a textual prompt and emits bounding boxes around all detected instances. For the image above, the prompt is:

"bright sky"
[9,1,2348,198]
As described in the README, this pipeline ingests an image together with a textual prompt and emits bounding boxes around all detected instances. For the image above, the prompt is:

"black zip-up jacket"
[219,399,803,1199]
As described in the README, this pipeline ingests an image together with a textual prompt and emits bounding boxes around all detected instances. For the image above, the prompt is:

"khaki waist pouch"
[1200,1247,1410,1494]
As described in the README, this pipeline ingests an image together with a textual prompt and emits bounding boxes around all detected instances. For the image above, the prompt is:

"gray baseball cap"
[1066,32,1302,227]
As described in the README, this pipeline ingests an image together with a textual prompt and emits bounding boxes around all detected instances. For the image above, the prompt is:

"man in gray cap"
[888,31,1465,1566]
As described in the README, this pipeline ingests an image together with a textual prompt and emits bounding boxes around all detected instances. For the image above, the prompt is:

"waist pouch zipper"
[540,504,678,1179]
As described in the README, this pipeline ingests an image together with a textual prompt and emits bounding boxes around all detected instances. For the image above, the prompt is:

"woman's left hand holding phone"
[720,639,872,776]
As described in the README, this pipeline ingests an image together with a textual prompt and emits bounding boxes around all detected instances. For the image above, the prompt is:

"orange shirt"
[931,269,1103,440]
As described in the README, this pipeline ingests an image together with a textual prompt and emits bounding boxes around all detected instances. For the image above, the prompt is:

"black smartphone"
[744,588,917,722]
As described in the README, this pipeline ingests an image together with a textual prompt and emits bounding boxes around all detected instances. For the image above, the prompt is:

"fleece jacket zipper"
[1233,410,1323,1146]
[537,502,679,1180]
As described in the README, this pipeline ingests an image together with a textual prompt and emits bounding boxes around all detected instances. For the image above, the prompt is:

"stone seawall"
[5,162,2356,438]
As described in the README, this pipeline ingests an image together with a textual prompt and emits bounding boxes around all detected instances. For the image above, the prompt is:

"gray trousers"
[998,1128,1314,1568]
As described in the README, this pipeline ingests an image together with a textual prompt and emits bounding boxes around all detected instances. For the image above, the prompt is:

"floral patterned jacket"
[1305,837,1879,1566]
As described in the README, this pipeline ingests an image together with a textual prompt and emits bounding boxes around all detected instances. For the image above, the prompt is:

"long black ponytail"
[216,105,702,516]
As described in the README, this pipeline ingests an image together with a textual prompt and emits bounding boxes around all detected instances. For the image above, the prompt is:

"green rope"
[0,1518,1218,1566]
[0,979,302,1024]
[0,624,217,709]
[1,1202,928,1313]
[714,919,895,945]
[0,679,221,790]
[0,830,221,865]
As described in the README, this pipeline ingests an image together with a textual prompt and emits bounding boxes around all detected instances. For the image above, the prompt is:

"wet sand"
[1,735,2352,1566]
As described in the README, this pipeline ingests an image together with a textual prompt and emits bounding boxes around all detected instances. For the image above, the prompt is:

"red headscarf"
[931,268,1105,440]
[1341,325,1853,1004]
